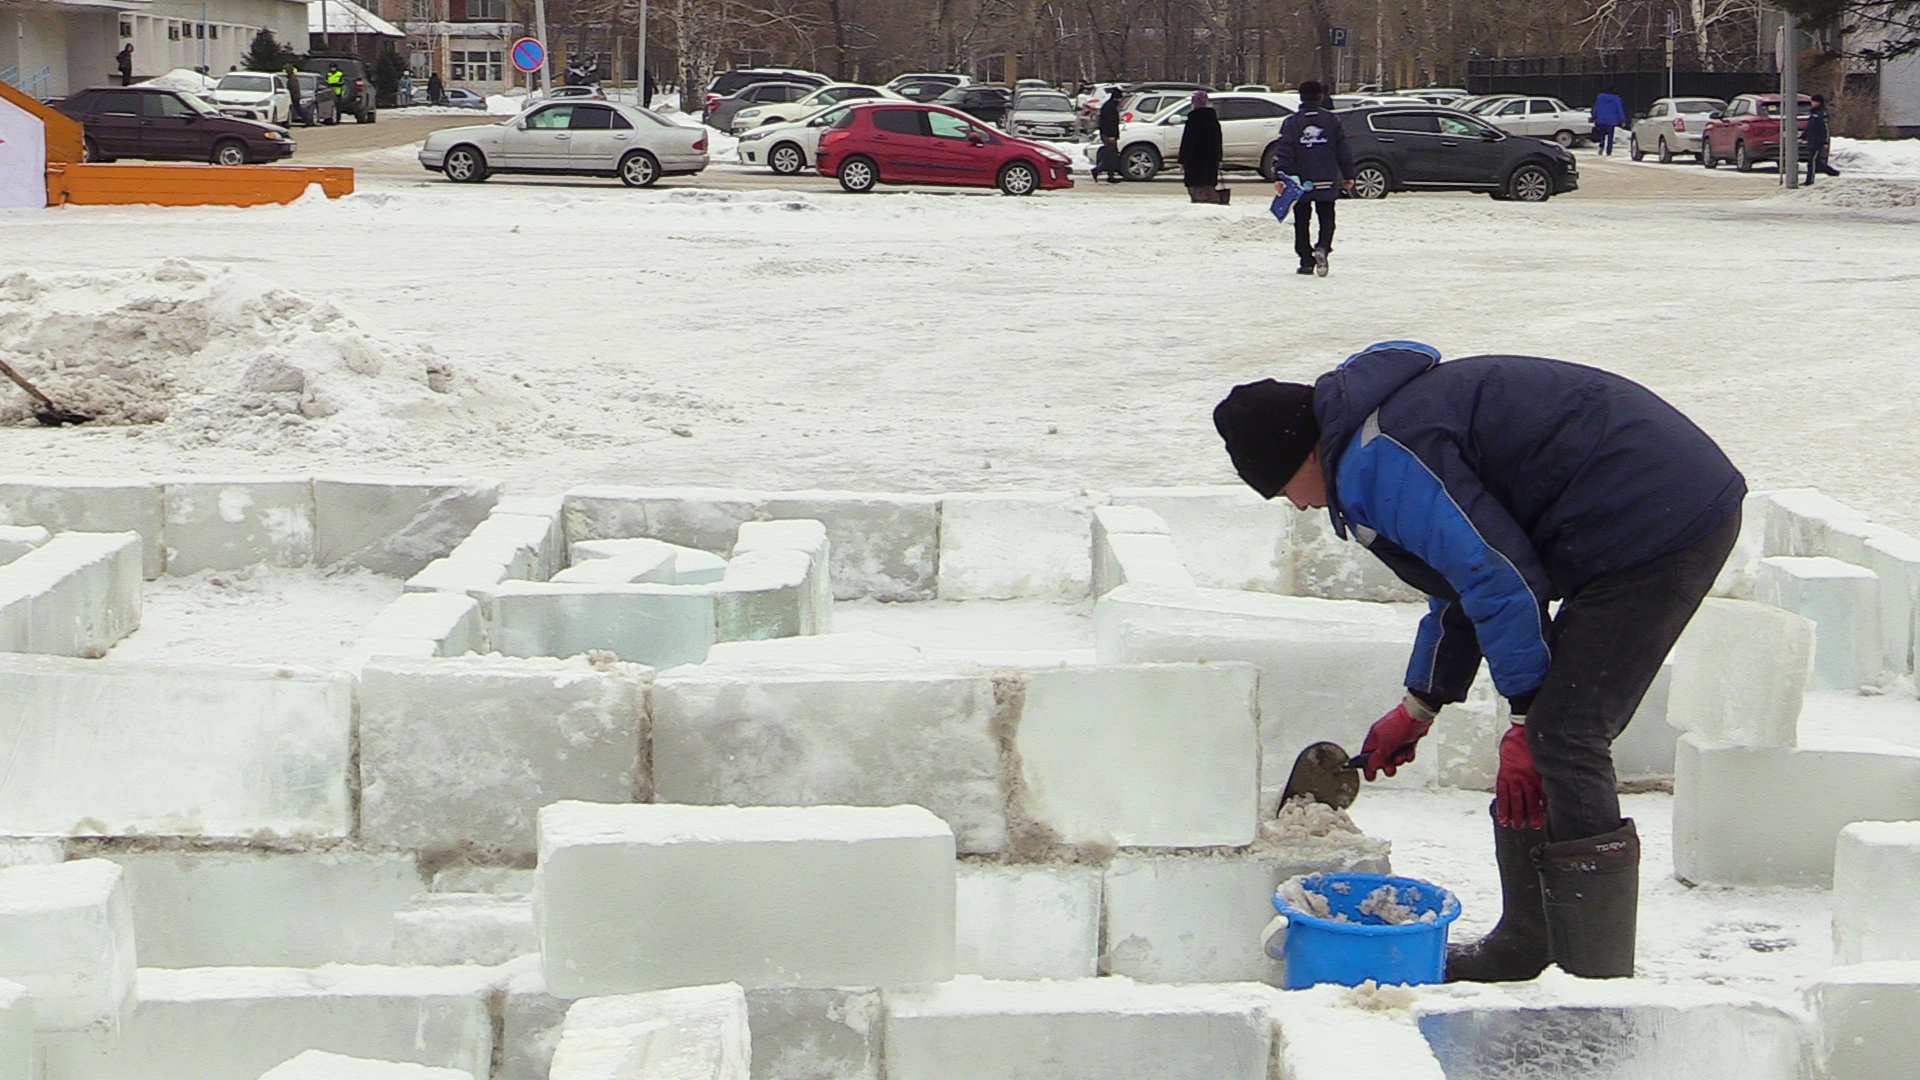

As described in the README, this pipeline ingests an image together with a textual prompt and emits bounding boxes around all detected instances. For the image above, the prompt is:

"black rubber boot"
[1446,803,1550,982]
[1535,819,1640,979]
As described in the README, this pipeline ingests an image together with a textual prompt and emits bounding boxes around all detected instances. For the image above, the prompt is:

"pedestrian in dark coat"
[1805,94,1839,183]
[1591,90,1627,155]
[1271,80,1354,275]
[116,44,134,86]
[643,69,657,108]
[1179,90,1224,201]
[1096,87,1124,182]
[426,71,444,107]
[1215,343,1744,985]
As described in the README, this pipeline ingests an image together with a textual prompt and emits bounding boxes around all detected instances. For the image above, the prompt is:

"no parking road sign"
[511,38,546,74]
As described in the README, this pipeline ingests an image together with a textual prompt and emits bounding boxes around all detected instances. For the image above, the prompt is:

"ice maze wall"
[0,477,1916,1079]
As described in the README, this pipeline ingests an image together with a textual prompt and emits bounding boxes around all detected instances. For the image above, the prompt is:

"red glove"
[1495,722,1547,829]
[1359,699,1435,781]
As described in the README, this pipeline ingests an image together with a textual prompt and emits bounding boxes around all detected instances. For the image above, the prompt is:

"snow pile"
[1830,137,1920,178]
[1275,875,1334,919]
[1276,875,1438,926]
[1262,795,1362,842]
[1772,178,1920,209]
[0,260,542,454]
[1339,979,1419,1012]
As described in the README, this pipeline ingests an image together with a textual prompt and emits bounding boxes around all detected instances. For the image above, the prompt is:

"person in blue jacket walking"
[1213,343,1745,982]
[1271,80,1354,276]
[1591,89,1628,156]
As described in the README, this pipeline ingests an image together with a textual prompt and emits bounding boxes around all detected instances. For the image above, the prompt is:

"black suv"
[933,85,1013,126]
[702,68,826,120]
[299,55,376,123]
[1338,105,1579,202]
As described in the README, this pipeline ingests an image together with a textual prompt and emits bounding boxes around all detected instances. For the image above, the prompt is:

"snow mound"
[137,68,220,96]
[1770,179,1920,209]
[1830,137,1920,178]
[0,259,543,453]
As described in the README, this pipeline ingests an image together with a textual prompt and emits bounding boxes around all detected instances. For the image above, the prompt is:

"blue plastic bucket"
[1266,872,1461,989]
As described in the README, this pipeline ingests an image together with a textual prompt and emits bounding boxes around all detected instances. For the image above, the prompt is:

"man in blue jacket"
[1272,81,1354,276]
[1214,343,1744,981]
[1592,89,1627,156]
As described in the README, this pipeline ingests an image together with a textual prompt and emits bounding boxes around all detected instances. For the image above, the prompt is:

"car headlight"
[740,128,771,142]
[263,130,283,141]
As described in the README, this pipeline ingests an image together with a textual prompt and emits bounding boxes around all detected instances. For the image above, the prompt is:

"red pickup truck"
[1701,93,1813,172]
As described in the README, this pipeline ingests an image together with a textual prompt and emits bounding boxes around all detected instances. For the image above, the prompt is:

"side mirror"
[1709,111,1724,120]
[516,120,529,130]
[1481,129,1500,140]
[966,131,986,146]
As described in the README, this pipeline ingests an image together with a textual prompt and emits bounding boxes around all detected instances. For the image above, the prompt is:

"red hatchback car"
[1701,93,1812,172]
[815,103,1074,195]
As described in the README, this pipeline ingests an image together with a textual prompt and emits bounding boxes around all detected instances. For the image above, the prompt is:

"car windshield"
[1018,94,1072,112]
[218,74,273,93]
[933,87,969,103]
[180,93,222,117]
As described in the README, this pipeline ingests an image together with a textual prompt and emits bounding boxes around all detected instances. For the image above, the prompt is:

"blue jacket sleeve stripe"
[1341,432,1553,699]
[1411,596,1449,693]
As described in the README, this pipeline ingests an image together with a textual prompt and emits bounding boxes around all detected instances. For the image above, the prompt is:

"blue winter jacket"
[1273,105,1354,200]
[1315,343,1745,709]
[1592,93,1627,128]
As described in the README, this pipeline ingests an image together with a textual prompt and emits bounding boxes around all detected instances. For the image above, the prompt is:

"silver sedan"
[419,100,708,187]
[1628,97,1727,163]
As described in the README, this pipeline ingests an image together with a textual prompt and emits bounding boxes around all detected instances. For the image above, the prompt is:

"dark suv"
[299,55,377,123]
[702,68,827,122]
[55,86,295,164]
[1338,105,1578,202]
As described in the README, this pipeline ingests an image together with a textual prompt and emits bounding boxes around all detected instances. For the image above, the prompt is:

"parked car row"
[420,100,709,186]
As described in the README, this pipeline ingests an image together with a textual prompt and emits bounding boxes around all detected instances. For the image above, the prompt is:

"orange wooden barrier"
[0,79,83,205]
[47,162,354,207]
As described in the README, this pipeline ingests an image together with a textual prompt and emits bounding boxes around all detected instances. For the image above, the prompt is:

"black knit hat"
[1213,380,1320,499]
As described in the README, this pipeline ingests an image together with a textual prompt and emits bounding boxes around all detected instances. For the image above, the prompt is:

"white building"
[2,0,307,100]
[395,0,523,94]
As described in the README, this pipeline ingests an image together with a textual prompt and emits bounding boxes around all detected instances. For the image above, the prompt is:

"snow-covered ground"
[104,566,403,667]
[5,175,1919,537]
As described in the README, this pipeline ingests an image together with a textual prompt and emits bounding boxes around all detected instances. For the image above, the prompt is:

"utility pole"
[1779,7,1798,188]
[534,0,550,94]
[636,0,647,105]
[1665,10,1676,101]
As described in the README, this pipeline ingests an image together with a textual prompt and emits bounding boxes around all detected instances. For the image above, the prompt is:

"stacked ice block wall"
[0,477,1914,1079]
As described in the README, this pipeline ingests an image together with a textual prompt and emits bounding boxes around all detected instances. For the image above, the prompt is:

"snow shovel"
[1277,741,1365,811]
[0,357,91,426]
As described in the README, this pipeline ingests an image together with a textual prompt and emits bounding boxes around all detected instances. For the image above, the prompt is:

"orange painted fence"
[48,163,354,207]
[4,78,352,208]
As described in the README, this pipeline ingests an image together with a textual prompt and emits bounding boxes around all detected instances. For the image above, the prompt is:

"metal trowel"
[1277,741,1366,811]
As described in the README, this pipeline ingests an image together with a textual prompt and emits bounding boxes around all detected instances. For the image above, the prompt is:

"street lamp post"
[1780,7,1798,189]
[637,0,646,106]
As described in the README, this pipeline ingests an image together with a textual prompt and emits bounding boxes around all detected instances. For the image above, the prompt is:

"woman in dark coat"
[1179,90,1223,202]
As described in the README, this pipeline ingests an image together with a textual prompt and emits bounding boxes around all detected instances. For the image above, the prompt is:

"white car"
[1086,92,1300,181]
[1628,97,1727,162]
[735,100,864,175]
[1330,94,1431,110]
[1007,90,1079,140]
[1480,96,1592,147]
[730,83,896,133]
[211,71,292,126]
[420,100,708,187]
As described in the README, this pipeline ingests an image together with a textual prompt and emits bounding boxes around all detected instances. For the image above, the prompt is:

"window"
[1216,98,1289,121]
[570,105,613,129]
[527,105,574,128]
[144,93,192,118]
[1530,100,1555,114]
[1648,103,1667,118]
[409,0,434,18]
[450,50,503,82]
[828,107,859,129]
[98,90,141,114]
[61,91,101,113]
[927,110,979,140]
[1437,114,1492,137]
[208,24,217,39]
[119,21,131,37]
[1498,100,1527,116]
[167,22,180,40]
[871,108,926,135]
[1371,111,1440,133]
[464,0,505,18]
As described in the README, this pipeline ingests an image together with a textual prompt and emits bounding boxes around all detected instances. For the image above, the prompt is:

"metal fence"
[1468,55,1779,116]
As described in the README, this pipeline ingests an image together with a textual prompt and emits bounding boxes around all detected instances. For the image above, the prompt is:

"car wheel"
[1658,137,1673,164]
[443,145,488,183]
[1629,134,1644,161]
[359,110,375,124]
[837,154,878,193]
[1258,143,1280,182]
[1121,143,1161,181]
[1350,162,1391,199]
[769,142,805,176]
[211,139,250,166]
[619,150,661,187]
[1701,139,1718,168]
[82,136,103,163]
[997,160,1039,196]
[1507,163,1552,202]
[1553,129,1576,148]
[1734,141,1754,172]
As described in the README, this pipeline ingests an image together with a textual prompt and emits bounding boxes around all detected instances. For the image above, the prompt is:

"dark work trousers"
[1292,198,1336,262]
[1595,124,1615,155]
[1525,507,1740,842]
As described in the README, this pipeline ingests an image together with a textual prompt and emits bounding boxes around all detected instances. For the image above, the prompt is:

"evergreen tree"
[245,28,297,73]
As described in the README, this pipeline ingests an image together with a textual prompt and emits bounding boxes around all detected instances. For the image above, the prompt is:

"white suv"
[1083,92,1300,181]
[211,72,292,127]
